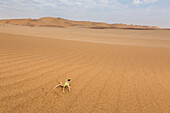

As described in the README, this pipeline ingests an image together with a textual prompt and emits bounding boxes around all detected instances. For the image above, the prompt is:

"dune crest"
[0,17,159,30]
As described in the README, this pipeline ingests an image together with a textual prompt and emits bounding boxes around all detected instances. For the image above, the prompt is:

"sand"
[0,17,159,30]
[0,25,170,113]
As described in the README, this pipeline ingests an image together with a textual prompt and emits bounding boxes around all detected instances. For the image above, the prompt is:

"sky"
[0,0,170,28]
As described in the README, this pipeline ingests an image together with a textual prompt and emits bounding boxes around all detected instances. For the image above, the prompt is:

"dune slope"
[0,32,169,113]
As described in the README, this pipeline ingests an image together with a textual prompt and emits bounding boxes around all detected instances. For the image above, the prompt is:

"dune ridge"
[0,17,160,30]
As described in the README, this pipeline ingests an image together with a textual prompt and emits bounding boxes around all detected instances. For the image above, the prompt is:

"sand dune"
[0,25,169,48]
[0,26,170,113]
[0,17,160,30]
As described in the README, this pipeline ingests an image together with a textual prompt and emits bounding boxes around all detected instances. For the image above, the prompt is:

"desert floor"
[0,25,170,113]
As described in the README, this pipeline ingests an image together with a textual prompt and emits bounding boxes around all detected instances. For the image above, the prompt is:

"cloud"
[0,0,169,28]
[54,0,122,8]
[133,0,158,5]
[0,0,127,10]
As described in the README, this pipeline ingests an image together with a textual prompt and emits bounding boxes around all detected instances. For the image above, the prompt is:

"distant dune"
[0,17,160,30]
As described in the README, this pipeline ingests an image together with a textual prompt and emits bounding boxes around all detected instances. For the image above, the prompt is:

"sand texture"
[0,26,170,113]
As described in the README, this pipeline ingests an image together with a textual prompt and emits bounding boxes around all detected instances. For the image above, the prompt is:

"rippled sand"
[0,26,170,113]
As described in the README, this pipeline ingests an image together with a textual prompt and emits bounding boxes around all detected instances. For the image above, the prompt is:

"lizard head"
[66,78,71,82]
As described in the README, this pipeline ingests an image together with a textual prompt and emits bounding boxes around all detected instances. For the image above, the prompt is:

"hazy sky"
[0,0,170,28]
